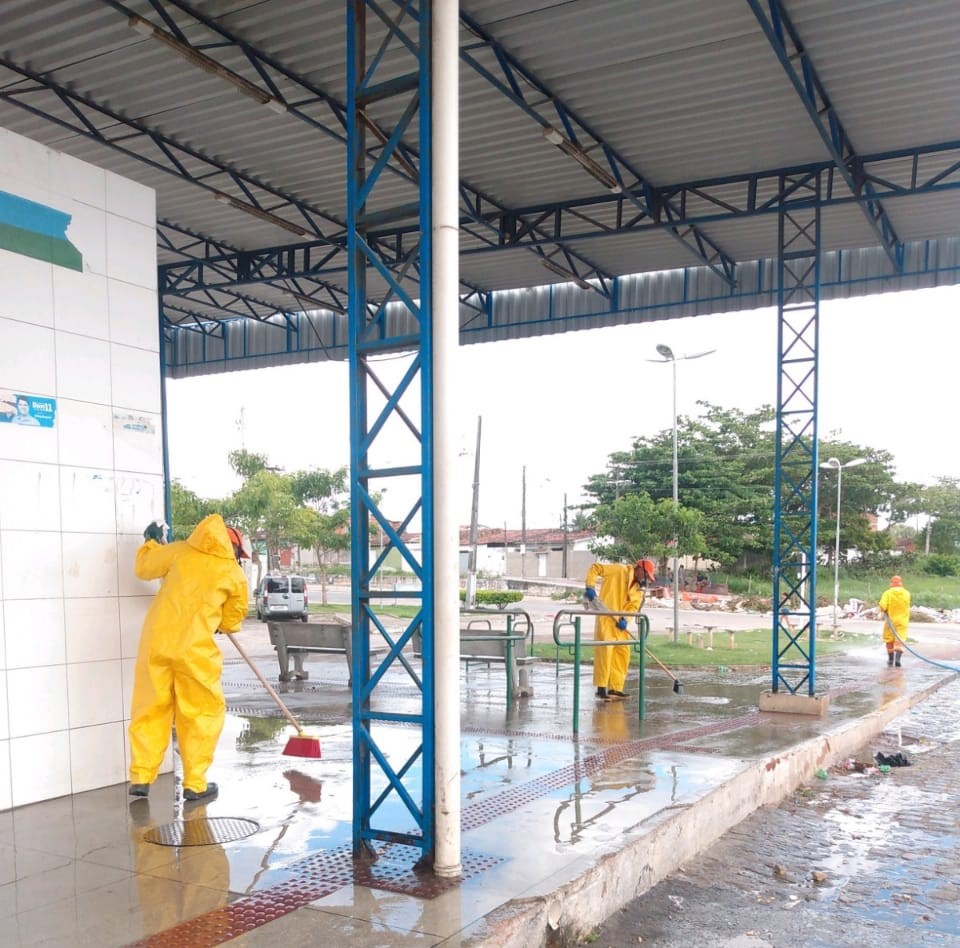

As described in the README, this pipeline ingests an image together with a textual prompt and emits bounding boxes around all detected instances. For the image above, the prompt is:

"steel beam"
[98,0,613,295]
[771,174,821,697]
[458,9,737,285]
[747,0,903,271]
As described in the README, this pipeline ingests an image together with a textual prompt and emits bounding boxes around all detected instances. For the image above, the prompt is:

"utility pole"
[466,417,481,608]
[562,492,568,579]
[521,465,526,578]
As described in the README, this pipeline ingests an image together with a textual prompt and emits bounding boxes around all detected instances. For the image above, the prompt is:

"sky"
[165,284,959,530]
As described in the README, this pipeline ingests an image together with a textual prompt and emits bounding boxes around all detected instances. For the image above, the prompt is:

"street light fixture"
[650,344,716,643]
[819,456,867,637]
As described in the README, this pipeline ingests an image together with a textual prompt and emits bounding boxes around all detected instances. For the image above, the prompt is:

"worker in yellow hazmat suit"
[878,574,911,668]
[129,514,249,801]
[584,558,656,699]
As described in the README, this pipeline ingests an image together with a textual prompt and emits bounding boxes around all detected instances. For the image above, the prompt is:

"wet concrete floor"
[0,618,957,946]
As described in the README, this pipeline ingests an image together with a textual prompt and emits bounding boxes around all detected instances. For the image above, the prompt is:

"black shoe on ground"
[183,782,218,802]
[129,783,150,797]
[609,689,630,698]
[595,687,608,699]
[894,653,902,667]
[887,653,894,666]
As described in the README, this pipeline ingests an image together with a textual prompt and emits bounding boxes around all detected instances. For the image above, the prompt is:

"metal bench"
[267,616,358,682]
[413,607,537,701]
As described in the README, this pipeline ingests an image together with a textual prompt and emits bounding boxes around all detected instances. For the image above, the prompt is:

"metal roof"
[1,0,959,375]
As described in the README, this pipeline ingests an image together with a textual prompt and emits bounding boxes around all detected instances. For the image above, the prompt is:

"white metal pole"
[671,358,680,644]
[432,0,461,878]
[832,465,842,636]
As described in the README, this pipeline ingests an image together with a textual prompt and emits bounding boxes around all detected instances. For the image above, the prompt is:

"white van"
[256,575,309,622]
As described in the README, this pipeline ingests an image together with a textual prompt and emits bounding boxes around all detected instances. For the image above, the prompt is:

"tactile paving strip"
[131,844,501,948]
[144,817,260,847]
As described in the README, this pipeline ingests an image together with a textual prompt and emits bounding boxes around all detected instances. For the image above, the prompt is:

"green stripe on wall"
[0,221,82,271]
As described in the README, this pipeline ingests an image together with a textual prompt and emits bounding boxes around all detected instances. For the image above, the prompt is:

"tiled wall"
[0,127,168,808]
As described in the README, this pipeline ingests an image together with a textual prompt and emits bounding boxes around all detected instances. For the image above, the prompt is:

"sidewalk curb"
[462,675,952,948]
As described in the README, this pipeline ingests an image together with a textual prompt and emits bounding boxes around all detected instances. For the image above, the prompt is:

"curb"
[462,675,952,948]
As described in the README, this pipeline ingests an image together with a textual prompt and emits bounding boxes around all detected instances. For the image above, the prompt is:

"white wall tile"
[55,332,112,405]
[10,732,71,806]
[67,660,123,728]
[52,268,109,339]
[0,741,10,811]
[8,667,68,737]
[106,215,156,290]
[56,399,113,469]
[0,529,63,600]
[115,474,165,535]
[0,676,7,741]
[65,597,121,663]
[110,344,161,413]
[0,460,61,531]
[107,280,158,351]
[61,197,107,278]
[0,420,59,466]
[104,173,155,226]
[0,251,54,327]
[70,722,126,794]
[0,130,51,190]
[60,467,116,534]
[118,596,150,660]
[117,534,160,597]
[0,319,56,395]
[113,413,162,475]
[120,656,136,724]
[61,533,118,599]
[50,150,106,210]
[3,597,65,669]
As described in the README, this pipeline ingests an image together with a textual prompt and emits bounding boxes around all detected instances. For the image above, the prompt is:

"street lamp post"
[652,344,716,643]
[819,456,866,636]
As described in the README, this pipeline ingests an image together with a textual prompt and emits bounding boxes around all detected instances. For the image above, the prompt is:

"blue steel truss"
[154,136,960,313]
[458,9,737,286]
[347,0,435,862]
[771,175,821,696]
[747,0,903,271]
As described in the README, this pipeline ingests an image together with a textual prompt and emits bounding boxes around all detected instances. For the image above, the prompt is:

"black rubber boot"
[887,652,894,666]
[894,652,902,667]
[184,781,219,802]
[129,783,150,797]
[595,687,608,700]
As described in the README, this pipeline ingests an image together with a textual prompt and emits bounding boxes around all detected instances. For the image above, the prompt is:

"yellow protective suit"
[129,514,248,794]
[586,562,645,693]
[878,583,911,655]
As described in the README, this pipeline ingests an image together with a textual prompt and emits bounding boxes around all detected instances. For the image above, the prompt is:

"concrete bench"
[685,625,736,649]
[267,616,372,682]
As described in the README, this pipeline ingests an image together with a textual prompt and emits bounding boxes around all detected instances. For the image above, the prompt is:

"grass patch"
[306,603,422,619]
[533,628,871,668]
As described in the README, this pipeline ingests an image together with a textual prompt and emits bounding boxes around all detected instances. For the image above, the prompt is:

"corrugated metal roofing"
[0,0,957,372]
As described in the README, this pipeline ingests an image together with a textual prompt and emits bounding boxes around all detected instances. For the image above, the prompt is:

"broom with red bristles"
[226,633,322,758]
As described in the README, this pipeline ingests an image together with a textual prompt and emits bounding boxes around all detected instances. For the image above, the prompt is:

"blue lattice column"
[762,172,828,716]
[346,0,438,864]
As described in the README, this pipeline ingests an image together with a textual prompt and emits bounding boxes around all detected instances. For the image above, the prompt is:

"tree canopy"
[582,402,957,573]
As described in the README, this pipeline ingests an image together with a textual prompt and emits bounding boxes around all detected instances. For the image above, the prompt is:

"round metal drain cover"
[144,817,259,847]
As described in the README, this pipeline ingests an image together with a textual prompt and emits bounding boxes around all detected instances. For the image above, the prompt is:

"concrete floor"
[2,617,958,947]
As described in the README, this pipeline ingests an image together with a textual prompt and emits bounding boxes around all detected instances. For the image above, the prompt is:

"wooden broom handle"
[225,633,304,734]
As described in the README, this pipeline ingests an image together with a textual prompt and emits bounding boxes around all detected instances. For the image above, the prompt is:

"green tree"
[289,467,351,604]
[588,493,706,572]
[922,477,960,555]
[169,480,215,541]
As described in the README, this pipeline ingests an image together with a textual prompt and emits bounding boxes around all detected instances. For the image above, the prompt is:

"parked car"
[256,575,309,622]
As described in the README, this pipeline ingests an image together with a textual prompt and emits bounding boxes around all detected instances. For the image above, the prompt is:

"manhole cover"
[144,817,260,847]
